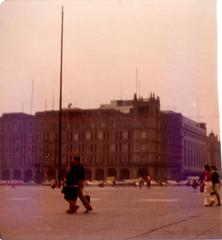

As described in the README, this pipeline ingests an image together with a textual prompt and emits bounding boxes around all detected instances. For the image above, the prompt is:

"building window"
[94,144,97,152]
[141,131,147,139]
[101,122,105,128]
[98,131,103,140]
[141,144,147,151]
[123,132,128,140]
[74,133,79,141]
[110,144,115,152]
[86,132,91,140]
[123,144,128,152]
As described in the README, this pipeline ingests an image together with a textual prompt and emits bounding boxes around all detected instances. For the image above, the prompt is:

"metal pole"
[31,79,34,114]
[58,6,64,188]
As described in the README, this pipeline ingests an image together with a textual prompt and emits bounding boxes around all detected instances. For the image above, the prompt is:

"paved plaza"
[0,185,222,240]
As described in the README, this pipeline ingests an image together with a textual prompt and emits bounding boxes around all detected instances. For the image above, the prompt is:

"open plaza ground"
[0,185,222,240]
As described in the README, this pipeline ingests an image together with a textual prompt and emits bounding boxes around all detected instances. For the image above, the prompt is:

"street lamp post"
[58,6,64,188]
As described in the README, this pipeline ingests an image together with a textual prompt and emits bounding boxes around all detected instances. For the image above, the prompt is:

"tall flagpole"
[58,5,64,188]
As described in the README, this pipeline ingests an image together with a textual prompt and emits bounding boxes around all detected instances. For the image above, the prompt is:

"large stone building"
[0,113,39,182]
[160,112,183,180]
[181,116,207,177]
[36,93,162,181]
[160,111,207,180]
[0,94,221,182]
[206,132,221,173]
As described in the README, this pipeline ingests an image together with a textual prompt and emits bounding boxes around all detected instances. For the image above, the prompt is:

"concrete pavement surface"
[0,185,222,240]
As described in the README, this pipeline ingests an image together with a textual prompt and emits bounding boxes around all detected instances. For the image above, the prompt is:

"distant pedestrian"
[203,164,213,207]
[210,166,221,206]
[11,179,16,189]
[99,181,104,187]
[50,178,57,189]
[112,179,116,187]
[71,155,93,213]
[138,177,143,189]
[146,175,151,189]
[186,179,191,186]
[191,179,198,192]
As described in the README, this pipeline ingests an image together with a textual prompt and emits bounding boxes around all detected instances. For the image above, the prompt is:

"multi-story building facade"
[36,93,163,181]
[161,111,207,180]
[181,116,207,178]
[160,112,183,180]
[0,113,40,182]
[0,94,220,182]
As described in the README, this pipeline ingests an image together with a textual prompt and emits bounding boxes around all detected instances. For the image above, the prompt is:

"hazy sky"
[0,0,219,135]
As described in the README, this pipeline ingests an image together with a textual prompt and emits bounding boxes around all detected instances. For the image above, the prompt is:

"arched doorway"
[120,168,129,180]
[95,169,104,180]
[107,168,117,178]
[24,169,33,182]
[137,168,148,178]
[2,169,10,180]
[13,169,22,180]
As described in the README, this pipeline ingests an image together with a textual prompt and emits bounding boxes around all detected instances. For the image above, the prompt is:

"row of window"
[0,134,37,143]
[183,142,205,168]
[42,143,154,153]
[3,145,38,153]
[43,131,149,141]
[2,129,208,145]
[1,153,37,166]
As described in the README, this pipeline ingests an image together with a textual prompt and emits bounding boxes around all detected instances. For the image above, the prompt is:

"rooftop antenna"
[136,67,138,96]
[45,98,48,111]
[197,96,199,122]
[121,80,123,100]
[52,89,55,110]
[31,79,34,114]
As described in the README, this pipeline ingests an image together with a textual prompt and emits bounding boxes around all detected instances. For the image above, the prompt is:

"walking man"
[71,155,93,213]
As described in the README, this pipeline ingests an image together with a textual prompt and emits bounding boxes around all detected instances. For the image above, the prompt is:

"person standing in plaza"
[146,175,151,189]
[210,166,221,206]
[138,177,143,189]
[71,155,93,213]
[203,164,213,207]
[191,179,198,192]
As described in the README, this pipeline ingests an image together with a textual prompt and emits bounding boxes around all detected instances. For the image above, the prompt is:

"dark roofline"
[1,112,34,118]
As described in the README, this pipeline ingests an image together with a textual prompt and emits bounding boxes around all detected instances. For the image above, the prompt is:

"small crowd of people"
[200,164,221,207]
[61,155,93,214]
[52,159,220,213]
[138,175,151,189]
